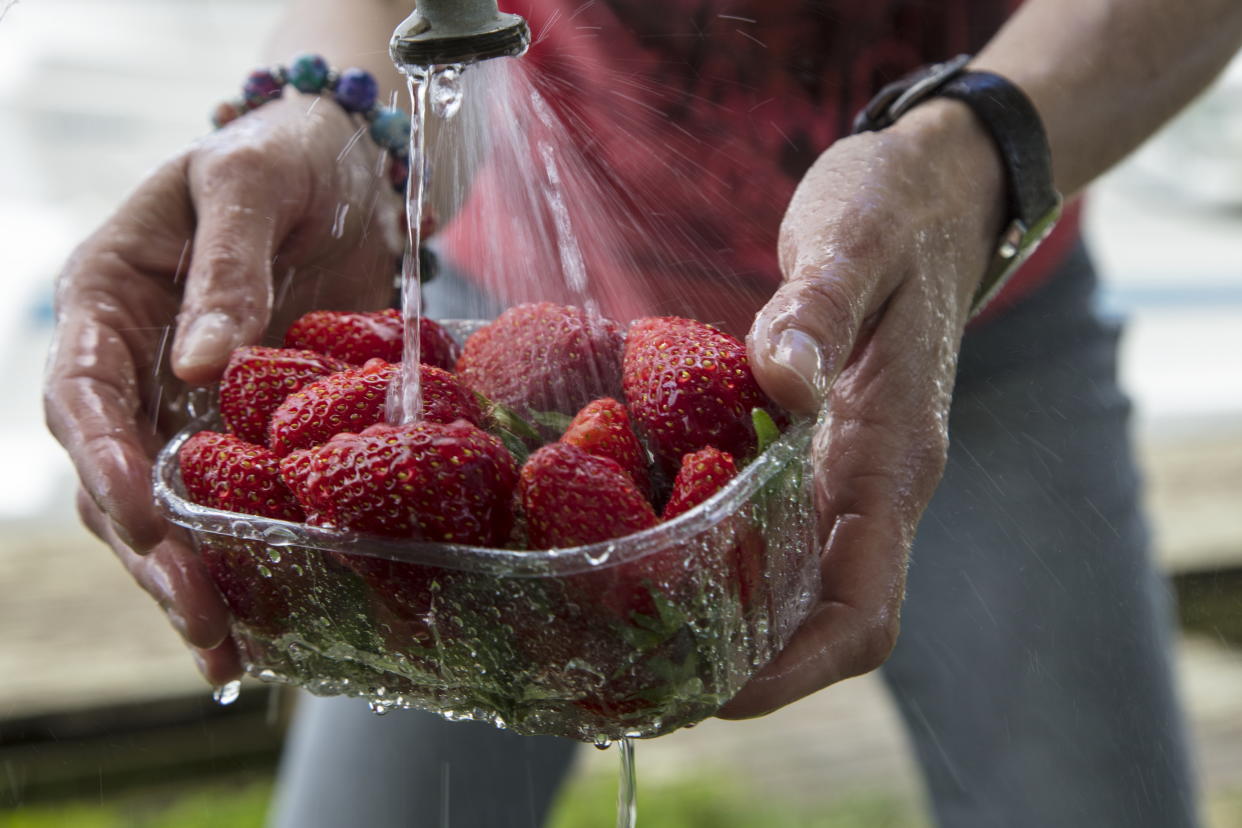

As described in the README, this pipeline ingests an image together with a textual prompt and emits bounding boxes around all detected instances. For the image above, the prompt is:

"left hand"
[720,99,1008,717]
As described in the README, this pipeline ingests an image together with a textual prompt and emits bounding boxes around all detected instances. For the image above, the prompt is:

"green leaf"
[752,408,781,455]
[528,409,575,435]
[497,428,531,466]
[487,399,543,444]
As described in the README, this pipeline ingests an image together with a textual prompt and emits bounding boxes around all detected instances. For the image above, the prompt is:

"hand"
[44,95,403,685]
[720,100,1008,717]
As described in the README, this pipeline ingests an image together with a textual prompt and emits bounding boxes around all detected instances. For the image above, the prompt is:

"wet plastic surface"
[152,323,819,742]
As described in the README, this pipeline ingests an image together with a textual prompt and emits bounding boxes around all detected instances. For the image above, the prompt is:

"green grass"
[1,769,920,828]
[548,771,925,828]
[9,768,1242,828]
[0,779,272,828]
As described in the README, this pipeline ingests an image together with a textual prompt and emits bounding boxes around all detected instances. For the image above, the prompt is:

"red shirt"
[440,0,1078,334]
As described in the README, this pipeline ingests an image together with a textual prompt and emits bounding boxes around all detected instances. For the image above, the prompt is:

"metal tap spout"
[390,0,530,70]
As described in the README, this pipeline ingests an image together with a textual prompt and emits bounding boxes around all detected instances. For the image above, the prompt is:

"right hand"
[44,95,404,684]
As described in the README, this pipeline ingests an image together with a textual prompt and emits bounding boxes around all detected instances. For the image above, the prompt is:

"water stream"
[391,57,641,824]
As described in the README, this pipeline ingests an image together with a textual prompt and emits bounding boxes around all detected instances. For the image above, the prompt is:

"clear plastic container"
[152,324,819,742]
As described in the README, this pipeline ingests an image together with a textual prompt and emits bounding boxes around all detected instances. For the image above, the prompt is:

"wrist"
[887,99,1009,307]
[892,98,1008,244]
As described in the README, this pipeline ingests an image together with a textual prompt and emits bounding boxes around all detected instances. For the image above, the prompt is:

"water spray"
[390,0,530,69]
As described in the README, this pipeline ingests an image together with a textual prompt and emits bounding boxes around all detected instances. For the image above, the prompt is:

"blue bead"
[335,68,378,113]
[288,54,329,94]
[370,108,411,152]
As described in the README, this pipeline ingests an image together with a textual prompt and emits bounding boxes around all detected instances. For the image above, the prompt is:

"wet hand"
[44,96,403,684]
[721,100,1008,717]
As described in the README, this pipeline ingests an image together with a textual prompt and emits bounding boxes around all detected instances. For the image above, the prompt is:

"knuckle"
[198,142,276,187]
[858,614,902,674]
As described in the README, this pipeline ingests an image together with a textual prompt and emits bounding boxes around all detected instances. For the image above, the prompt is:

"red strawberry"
[281,420,517,544]
[519,442,657,550]
[284,309,459,370]
[178,430,304,521]
[268,359,395,457]
[412,364,487,428]
[455,302,624,417]
[267,360,485,457]
[623,316,777,472]
[662,447,738,519]
[560,398,650,495]
[219,346,349,445]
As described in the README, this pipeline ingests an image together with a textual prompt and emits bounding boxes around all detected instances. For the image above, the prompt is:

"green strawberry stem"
[752,408,781,455]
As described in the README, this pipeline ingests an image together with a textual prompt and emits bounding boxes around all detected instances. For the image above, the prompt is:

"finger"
[717,499,908,719]
[747,207,905,414]
[45,160,196,550]
[46,310,169,550]
[192,638,245,687]
[721,280,954,718]
[172,147,286,384]
[79,489,233,650]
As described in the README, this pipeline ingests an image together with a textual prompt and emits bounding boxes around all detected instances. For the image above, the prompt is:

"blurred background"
[1,1,1240,826]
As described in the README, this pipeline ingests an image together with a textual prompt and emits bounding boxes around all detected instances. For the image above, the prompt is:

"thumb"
[747,255,897,414]
[172,153,284,384]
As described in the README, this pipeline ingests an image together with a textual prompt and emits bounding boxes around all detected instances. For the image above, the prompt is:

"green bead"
[289,54,329,94]
[370,108,412,152]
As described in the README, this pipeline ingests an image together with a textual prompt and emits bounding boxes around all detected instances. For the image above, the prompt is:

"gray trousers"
[269,245,1198,827]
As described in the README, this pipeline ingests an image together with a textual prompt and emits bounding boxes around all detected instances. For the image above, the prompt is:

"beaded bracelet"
[211,54,412,194]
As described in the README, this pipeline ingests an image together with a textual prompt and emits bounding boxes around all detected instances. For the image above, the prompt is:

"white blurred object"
[1126,51,1242,207]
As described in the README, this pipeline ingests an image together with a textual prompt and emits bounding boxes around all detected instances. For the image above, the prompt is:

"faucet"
[390,0,530,69]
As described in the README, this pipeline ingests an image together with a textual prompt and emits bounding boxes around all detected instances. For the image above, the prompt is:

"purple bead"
[335,68,379,113]
[243,68,284,106]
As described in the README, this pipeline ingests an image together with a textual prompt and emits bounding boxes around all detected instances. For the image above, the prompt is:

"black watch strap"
[853,55,1063,316]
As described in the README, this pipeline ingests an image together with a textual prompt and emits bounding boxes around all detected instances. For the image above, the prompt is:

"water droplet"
[430,65,464,119]
[262,525,300,546]
[212,680,241,706]
[331,203,350,238]
[593,735,612,750]
[267,548,282,564]
[257,565,272,578]
[584,544,612,566]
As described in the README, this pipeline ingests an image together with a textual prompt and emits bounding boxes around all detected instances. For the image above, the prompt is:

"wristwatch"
[853,54,1063,317]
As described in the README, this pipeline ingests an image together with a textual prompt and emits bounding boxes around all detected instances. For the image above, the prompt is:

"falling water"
[390,64,465,425]
[616,737,638,828]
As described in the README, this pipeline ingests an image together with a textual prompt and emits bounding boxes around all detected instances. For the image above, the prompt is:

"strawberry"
[662,447,738,519]
[410,364,487,428]
[178,431,310,638]
[219,346,349,445]
[519,442,657,550]
[623,316,777,472]
[284,309,459,370]
[281,420,517,544]
[560,398,650,495]
[178,430,304,521]
[268,359,394,457]
[455,302,624,417]
[267,360,484,457]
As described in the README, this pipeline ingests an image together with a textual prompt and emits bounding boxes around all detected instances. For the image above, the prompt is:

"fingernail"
[177,312,240,371]
[773,327,826,400]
